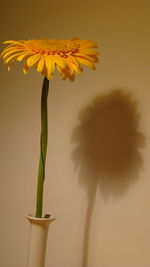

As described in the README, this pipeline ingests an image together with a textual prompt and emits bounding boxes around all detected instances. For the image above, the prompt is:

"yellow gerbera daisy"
[1,38,99,81]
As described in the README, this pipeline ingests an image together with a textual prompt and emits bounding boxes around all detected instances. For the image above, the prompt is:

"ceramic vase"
[26,215,54,267]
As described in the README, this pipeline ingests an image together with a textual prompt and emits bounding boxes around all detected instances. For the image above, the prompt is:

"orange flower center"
[25,39,80,58]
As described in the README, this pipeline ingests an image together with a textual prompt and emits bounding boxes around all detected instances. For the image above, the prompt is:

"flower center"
[26,39,80,57]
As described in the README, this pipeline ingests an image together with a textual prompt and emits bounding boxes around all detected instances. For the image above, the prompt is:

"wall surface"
[0,0,150,267]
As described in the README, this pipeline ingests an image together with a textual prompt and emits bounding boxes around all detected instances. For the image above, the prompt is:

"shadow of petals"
[71,89,145,267]
[72,89,145,200]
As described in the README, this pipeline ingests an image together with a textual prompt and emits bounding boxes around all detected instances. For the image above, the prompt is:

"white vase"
[26,215,54,267]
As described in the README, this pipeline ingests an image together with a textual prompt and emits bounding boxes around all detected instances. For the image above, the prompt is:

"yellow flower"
[1,38,99,81]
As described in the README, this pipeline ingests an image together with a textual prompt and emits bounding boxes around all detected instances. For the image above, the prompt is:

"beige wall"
[0,0,150,266]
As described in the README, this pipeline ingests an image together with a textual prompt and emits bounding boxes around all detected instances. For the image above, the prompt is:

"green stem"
[35,76,49,218]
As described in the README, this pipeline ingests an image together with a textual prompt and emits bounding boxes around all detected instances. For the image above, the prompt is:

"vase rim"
[26,214,55,225]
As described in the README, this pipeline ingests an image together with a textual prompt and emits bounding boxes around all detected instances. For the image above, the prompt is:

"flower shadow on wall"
[71,89,145,267]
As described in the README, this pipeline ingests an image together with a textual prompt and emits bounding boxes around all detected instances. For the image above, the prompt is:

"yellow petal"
[67,57,82,74]
[61,72,67,80]
[69,74,75,81]
[67,70,75,81]
[1,47,19,57]
[75,53,98,62]
[27,53,41,67]
[3,49,22,59]
[3,40,24,45]
[5,52,22,63]
[57,65,67,80]
[17,52,32,61]
[46,69,53,80]
[45,55,55,74]
[7,61,14,71]
[54,54,66,69]
[59,66,75,81]
[79,48,99,56]
[23,62,30,74]
[77,57,96,70]
[66,60,74,75]
[89,55,99,63]
[36,56,45,72]
[69,55,80,67]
